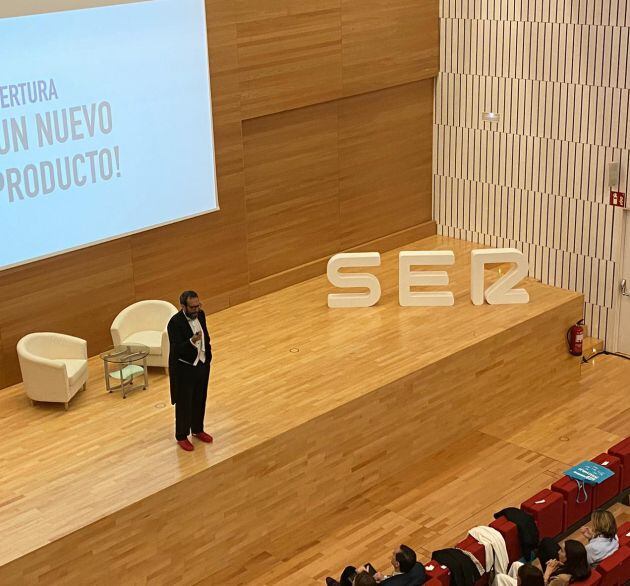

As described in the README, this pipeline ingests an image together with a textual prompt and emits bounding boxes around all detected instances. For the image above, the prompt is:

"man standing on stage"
[168,290,213,451]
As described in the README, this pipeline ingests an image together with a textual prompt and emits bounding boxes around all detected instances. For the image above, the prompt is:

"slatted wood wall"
[0,0,439,389]
[434,0,630,344]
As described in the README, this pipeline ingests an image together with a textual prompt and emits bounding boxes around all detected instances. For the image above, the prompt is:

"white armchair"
[17,333,88,409]
[110,300,178,368]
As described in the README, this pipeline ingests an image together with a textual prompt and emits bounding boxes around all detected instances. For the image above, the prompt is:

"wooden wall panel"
[341,0,439,96]
[236,7,343,119]
[233,0,341,24]
[130,208,250,315]
[0,329,5,390]
[243,103,340,281]
[234,0,440,118]
[339,80,434,248]
[246,220,436,300]
[0,239,136,385]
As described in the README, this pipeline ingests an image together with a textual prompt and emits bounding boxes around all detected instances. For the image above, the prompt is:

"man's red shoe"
[193,431,213,443]
[177,438,194,451]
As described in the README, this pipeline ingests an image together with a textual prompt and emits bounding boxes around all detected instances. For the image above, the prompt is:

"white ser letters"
[470,248,529,306]
[327,252,381,308]
[399,250,455,307]
[327,248,529,308]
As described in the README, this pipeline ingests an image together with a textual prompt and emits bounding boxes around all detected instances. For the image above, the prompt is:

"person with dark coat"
[326,545,426,586]
[167,290,213,451]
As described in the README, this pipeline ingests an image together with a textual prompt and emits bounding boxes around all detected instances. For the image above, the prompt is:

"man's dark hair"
[179,290,199,306]
[353,572,377,586]
[396,545,417,574]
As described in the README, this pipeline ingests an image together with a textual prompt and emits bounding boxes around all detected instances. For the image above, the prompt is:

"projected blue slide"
[0,0,218,270]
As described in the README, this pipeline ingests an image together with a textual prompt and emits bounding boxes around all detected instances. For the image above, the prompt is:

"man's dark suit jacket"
[381,563,427,586]
[167,310,212,405]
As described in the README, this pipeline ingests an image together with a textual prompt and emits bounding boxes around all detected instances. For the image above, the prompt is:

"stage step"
[581,337,605,373]
[583,337,604,358]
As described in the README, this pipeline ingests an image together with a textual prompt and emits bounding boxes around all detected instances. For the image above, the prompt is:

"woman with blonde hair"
[581,509,619,565]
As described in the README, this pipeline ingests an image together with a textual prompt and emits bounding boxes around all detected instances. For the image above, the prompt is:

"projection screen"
[0,0,218,271]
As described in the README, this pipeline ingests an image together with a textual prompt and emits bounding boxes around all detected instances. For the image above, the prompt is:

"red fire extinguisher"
[567,320,584,356]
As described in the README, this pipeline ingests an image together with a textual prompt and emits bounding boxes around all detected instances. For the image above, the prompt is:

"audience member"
[325,545,426,586]
[375,545,426,585]
[580,509,619,565]
[326,509,620,586]
[517,564,545,586]
[542,540,591,586]
[537,537,560,571]
[495,561,545,586]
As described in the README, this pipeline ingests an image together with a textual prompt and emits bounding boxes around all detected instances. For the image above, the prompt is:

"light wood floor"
[0,235,594,579]
[234,355,630,586]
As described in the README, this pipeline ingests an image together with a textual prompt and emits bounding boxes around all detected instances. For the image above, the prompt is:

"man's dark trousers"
[175,361,210,441]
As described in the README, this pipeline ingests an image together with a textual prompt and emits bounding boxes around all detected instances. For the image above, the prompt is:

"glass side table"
[99,344,150,399]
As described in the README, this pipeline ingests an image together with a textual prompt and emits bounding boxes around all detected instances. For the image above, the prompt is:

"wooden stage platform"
[0,236,583,584]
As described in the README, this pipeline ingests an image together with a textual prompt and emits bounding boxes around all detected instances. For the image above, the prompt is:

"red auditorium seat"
[591,453,622,508]
[424,560,450,586]
[551,476,593,530]
[579,570,603,586]
[521,489,564,539]
[489,517,521,562]
[456,535,488,586]
[621,546,630,585]
[596,546,630,586]
[578,570,602,586]
[608,438,630,491]
[618,521,630,548]
[621,546,630,584]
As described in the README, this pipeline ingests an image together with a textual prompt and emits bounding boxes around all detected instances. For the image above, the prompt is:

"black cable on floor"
[582,350,630,363]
